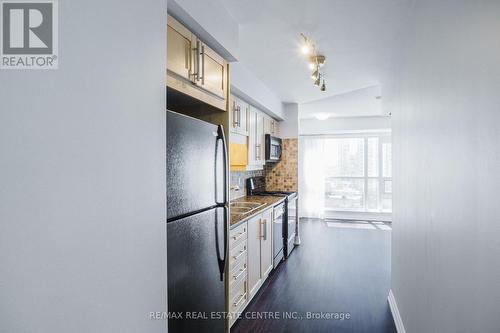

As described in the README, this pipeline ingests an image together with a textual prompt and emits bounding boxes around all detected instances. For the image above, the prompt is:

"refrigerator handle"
[216,125,229,281]
[215,206,228,282]
[220,205,228,281]
[215,125,228,205]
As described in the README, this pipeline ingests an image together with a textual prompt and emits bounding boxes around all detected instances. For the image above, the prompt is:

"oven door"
[273,203,285,268]
[285,196,297,257]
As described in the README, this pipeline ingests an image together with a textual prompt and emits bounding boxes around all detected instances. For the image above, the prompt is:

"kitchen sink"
[230,201,266,214]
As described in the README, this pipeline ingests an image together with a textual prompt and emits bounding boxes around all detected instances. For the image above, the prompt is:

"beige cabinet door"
[260,208,273,279]
[167,16,193,81]
[230,95,239,134]
[270,118,277,136]
[264,115,272,135]
[230,96,249,136]
[238,101,249,135]
[198,42,226,99]
[256,112,265,165]
[247,107,257,165]
[247,214,262,299]
[274,120,280,137]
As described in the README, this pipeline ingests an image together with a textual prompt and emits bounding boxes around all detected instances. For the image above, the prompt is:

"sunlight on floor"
[325,220,392,231]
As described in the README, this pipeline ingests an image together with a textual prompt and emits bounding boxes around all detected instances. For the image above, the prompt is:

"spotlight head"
[301,44,311,55]
[311,69,319,80]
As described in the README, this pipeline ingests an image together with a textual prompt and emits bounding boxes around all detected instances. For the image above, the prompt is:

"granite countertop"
[230,195,285,228]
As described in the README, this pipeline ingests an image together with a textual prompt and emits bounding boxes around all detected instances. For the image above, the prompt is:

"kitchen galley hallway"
[231,218,396,333]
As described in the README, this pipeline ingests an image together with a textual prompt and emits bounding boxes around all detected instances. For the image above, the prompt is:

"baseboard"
[388,289,406,333]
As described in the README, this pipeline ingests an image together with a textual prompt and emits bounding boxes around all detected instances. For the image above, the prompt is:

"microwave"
[265,134,282,162]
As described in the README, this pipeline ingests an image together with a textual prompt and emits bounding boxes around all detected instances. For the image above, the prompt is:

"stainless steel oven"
[285,193,297,257]
[273,202,285,268]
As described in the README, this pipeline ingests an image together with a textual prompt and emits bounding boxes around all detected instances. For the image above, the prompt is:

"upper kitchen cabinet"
[167,15,228,112]
[167,17,193,81]
[247,106,265,169]
[230,95,249,136]
[263,115,280,137]
[200,45,226,99]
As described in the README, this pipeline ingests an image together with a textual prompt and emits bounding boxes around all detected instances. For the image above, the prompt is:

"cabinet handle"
[261,219,267,240]
[255,144,261,160]
[237,106,241,126]
[200,44,205,85]
[191,40,200,82]
[233,293,246,307]
[235,106,241,126]
[185,42,190,71]
[232,231,245,242]
[233,249,245,260]
[233,102,238,127]
[233,267,245,280]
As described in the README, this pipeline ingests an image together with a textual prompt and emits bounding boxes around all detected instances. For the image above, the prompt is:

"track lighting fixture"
[314,74,321,86]
[300,33,327,91]
[311,69,319,80]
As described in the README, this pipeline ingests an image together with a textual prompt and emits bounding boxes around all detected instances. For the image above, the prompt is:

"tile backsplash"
[265,138,298,192]
[230,169,264,200]
[230,138,299,200]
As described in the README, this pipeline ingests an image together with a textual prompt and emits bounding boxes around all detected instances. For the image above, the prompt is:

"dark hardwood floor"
[231,218,396,333]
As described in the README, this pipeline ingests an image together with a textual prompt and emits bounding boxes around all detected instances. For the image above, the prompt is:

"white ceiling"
[221,0,409,105]
[299,85,383,119]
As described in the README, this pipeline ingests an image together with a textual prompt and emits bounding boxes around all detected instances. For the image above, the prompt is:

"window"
[323,134,392,213]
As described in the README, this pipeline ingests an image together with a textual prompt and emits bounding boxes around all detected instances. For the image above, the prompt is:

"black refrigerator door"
[167,111,224,220]
[167,207,226,333]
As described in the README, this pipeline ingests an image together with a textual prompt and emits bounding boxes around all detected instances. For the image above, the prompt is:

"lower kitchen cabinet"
[247,214,262,299]
[228,223,248,327]
[260,208,273,278]
[229,207,275,328]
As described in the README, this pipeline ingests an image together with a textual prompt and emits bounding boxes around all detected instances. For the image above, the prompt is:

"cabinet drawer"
[230,223,247,249]
[229,259,247,288]
[230,278,247,315]
[229,241,247,272]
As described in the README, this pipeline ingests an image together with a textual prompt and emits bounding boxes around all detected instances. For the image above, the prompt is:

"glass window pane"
[325,138,364,177]
[381,192,392,212]
[366,179,379,211]
[367,137,379,177]
[384,180,392,194]
[382,143,392,177]
[325,178,364,210]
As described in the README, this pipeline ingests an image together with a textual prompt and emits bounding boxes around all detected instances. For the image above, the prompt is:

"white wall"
[0,1,167,332]
[390,1,500,332]
[300,116,390,135]
[168,0,239,60]
[231,62,284,119]
[280,103,299,138]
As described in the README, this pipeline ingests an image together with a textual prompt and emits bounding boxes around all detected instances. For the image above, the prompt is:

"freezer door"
[167,207,226,333]
[167,111,224,220]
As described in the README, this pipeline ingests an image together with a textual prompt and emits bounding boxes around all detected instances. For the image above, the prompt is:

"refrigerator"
[167,110,228,333]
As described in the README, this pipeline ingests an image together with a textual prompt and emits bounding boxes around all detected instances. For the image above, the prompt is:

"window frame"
[322,132,392,213]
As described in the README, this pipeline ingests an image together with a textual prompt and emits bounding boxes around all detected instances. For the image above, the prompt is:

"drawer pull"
[233,268,245,280]
[233,293,246,307]
[232,230,246,242]
[233,249,245,261]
